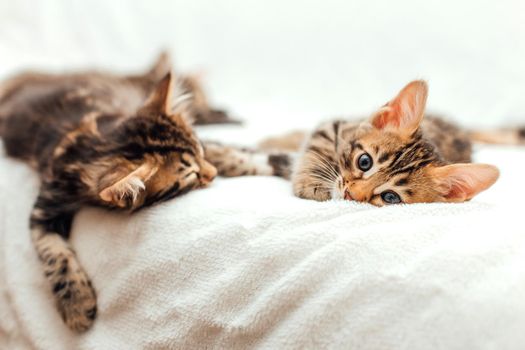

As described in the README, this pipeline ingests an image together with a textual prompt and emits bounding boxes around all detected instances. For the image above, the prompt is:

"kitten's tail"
[204,141,294,179]
[468,127,525,145]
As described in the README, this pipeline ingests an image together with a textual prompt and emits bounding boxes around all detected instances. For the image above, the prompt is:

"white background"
[0,0,524,138]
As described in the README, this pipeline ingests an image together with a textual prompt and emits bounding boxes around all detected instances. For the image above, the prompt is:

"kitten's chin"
[331,186,344,200]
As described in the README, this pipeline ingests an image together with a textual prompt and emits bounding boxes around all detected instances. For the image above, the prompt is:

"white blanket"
[1,140,525,350]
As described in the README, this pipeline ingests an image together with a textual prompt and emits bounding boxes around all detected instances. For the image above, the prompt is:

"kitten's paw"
[48,257,97,332]
[55,275,97,332]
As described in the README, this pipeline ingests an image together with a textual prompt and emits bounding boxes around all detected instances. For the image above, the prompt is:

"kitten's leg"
[258,130,307,152]
[191,107,242,125]
[469,127,525,145]
[30,186,96,332]
[203,141,294,179]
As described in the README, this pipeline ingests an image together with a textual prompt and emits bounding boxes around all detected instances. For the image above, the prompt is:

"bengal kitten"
[205,80,523,205]
[0,52,239,127]
[0,57,220,331]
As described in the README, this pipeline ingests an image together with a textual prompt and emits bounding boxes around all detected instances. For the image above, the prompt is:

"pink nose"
[345,188,368,202]
[200,161,217,185]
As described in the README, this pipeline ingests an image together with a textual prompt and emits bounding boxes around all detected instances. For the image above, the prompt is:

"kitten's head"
[96,73,217,210]
[331,80,499,205]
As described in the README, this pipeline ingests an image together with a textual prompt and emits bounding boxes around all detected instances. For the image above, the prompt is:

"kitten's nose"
[346,188,367,202]
[351,190,367,202]
[200,160,217,185]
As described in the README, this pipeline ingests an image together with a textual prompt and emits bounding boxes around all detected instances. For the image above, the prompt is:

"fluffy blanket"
[1,140,524,349]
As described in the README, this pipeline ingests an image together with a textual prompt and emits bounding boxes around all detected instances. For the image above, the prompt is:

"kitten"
[205,80,522,205]
[0,58,218,332]
[0,51,239,127]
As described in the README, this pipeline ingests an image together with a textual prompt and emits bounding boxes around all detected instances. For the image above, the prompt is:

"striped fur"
[204,142,293,179]
[207,80,501,206]
[292,81,499,204]
[0,55,222,332]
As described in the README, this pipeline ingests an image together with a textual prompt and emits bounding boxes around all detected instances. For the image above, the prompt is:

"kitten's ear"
[99,163,158,208]
[430,163,499,202]
[370,80,428,135]
[138,72,173,116]
[146,51,172,81]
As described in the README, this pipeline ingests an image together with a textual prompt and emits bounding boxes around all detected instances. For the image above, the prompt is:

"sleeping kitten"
[0,52,239,127]
[0,58,218,332]
[205,80,521,205]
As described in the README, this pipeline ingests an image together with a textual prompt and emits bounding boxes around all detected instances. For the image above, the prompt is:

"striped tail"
[469,127,525,145]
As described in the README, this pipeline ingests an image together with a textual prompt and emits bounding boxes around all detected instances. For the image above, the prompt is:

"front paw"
[47,256,97,332]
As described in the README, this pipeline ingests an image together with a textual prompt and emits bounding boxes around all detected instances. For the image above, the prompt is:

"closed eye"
[157,183,182,202]
[181,172,199,188]
[141,182,182,207]
[180,157,191,167]
[183,171,197,179]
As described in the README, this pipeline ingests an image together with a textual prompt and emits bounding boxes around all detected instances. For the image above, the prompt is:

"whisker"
[306,174,337,186]
[306,151,340,179]
[304,166,337,182]
[303,166,336,181]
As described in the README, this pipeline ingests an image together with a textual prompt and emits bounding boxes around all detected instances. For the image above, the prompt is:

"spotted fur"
[0,57,219,331]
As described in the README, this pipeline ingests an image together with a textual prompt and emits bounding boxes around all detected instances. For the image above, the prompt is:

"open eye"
[381,190,402,204]
[357,153,373,171]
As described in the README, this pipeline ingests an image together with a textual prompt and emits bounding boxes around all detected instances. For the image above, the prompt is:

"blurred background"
[0,0,524,141]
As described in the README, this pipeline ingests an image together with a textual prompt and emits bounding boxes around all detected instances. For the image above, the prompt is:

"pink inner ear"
[371,80,428,133]
[435,164,500,202]
[443,180,470,201]
[371,106,401,130]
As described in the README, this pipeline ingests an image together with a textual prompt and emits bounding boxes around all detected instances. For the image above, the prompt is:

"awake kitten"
[0,62,217,331]
[205,80,513,205]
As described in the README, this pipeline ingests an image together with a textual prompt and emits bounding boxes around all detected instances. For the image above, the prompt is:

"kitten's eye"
[357,153,373,171]
[381,190,402,204]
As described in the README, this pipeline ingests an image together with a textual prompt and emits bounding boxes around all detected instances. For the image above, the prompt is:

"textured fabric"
[1,143,525,349]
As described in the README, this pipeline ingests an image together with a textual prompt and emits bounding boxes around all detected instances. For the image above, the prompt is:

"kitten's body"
[0,52,238,131]
[206,81,514,205]
[0,54,224,332]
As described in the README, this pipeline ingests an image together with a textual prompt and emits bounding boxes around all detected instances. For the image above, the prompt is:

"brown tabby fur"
[206,80,509,205]
[0,54,227,332]
[0,52,238,128]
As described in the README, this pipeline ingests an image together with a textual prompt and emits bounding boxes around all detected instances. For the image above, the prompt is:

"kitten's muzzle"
[198,160,217,186]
